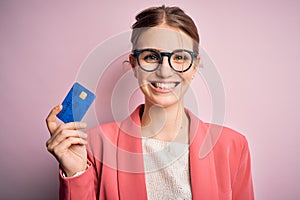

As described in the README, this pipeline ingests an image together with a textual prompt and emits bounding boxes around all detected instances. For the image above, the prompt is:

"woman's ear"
[194,55,200,69]
[129,54,138,78]
[129,54,136,67]
[191,55,200,80]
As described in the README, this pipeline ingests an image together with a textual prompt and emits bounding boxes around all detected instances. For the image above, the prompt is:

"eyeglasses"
[132,48,198,72]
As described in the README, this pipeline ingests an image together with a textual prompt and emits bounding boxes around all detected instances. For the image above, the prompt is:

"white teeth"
[153,82,177,89]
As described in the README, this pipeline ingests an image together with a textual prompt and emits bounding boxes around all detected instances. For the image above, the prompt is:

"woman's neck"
[141,102,189,143]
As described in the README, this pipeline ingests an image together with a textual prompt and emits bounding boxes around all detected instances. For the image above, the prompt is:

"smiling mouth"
[151,82,180,89]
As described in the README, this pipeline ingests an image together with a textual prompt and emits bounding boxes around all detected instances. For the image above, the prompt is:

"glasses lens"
[138,50,160,71]
[170,50,193,72]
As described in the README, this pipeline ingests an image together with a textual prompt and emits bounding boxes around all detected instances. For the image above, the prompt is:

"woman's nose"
[156,57,174,78]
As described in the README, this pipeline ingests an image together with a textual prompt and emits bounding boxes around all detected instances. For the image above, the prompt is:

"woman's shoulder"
[199,121,250,160]
[188,109,248,145]
[87,121,121,140]
[204,122,247,144]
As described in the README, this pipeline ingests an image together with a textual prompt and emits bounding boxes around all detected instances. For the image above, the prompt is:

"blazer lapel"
[117,105,148,200]
[188,110,219,200]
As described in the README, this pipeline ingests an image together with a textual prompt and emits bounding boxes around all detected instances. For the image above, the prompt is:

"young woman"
[46,5,254,200]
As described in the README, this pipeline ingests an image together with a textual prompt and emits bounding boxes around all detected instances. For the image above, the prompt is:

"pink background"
[1,0,300,199]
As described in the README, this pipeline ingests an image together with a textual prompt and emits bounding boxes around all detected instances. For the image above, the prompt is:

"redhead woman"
[46,5,254,200]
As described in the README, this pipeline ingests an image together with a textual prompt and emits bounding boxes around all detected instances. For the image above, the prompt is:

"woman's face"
[130,25,199,108]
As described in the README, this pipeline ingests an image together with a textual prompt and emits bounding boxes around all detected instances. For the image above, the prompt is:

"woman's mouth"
[150,82,179,90]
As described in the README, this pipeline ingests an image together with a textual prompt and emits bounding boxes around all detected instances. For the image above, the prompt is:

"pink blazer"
[59,105,254,200]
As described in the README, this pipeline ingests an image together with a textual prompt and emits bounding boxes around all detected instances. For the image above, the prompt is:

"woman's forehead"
[134,27,194,51]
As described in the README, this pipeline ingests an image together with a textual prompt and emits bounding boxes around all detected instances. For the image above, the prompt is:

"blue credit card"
[57,82,96,123]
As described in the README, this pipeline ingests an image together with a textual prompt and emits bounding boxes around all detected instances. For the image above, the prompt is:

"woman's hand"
[46,105,88,177]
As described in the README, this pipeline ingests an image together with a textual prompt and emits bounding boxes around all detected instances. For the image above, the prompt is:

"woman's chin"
[145,96,183,108]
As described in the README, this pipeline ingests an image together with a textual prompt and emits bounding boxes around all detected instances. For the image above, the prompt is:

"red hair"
[131,5,200,54]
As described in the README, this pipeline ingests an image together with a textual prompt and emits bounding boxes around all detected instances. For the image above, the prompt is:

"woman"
[46,5,254,200]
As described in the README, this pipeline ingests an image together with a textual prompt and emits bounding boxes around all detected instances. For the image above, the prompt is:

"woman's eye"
[143,54,159,62]
[173,54,188,61]
[175,55,184,60]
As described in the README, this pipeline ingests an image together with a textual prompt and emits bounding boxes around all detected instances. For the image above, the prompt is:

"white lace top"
[142,137,192,200]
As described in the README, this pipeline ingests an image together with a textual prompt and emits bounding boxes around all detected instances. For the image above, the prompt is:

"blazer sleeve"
[58,159,98,200]
[232,139,255,200]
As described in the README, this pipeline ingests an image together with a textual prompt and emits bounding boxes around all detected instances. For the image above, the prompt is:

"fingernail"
[56,105,62,109]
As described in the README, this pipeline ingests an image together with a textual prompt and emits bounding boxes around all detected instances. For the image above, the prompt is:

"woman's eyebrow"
[152,48,194,52]
[136,48,194,52]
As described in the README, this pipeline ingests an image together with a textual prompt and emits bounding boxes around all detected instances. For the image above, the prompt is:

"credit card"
[57,82,96,123]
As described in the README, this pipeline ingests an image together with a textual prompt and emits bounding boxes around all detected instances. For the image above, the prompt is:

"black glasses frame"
[132,48,198,73]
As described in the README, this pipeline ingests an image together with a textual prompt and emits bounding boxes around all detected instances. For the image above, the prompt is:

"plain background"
[1,0,300,199]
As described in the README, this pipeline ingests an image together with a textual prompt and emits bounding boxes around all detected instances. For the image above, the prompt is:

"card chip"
[79,91,87,100]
